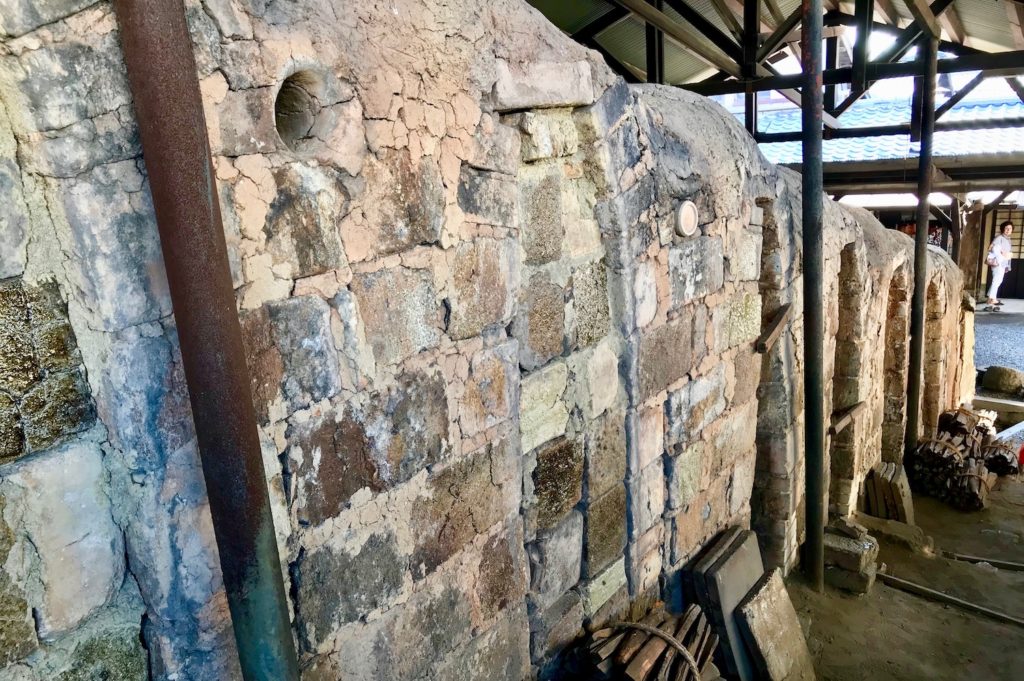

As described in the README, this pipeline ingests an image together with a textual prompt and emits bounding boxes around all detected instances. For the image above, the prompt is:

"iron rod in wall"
[904,36,938,463]
[801,0,826,593]
[112,1,300,678]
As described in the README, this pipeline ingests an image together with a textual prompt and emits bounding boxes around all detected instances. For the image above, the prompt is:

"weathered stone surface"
[460,343,517,437]
[982,365,1024,396]
[437,606,531,681]
[519,166,565,265]
[296,531,406,644]
[667,441,703,510]
[0,112,27,279]
[468,114,521,175]
[513,271,565,370]
[266,296,342,411]
[457,167,517,228]
[507,109,579,162]
[669,237,724,306]
[532,437,584,530]
[1,443,124,640]
[633,405,664,473]
[824,563,876,594]
[411,440,518,579]
[666,364,727,445]
[528,510,583,610]
[629,461,665,538]
[447,238,517,340]
[530,590,584,663]
[350,150,444,260]
[637,317,693,400]
[520,362,569,453]
[726,292,763,349]
[0,0,95,37]
[823,533,878,573]
[351,267,441,367]
[584,484,627,578]
[477,530,526,621]
[264,164,348,279]
[585,409,626,502]
[737,569,816,681]
[581,558,627,619]
[633,261,658,329]
[571,260,610,349]
[0,279,94,463]
[0,495,35,665]
[493,60,595,111]
[570,340,619,421]
[55,625,148,681]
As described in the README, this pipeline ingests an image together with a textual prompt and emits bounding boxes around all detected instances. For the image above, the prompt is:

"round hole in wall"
[274,70,325,151]
[675,200,699,237]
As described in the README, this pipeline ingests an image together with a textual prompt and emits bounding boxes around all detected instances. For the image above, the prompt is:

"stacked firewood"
[908,408,1000,511]
[579,604,720,681]
[982,443,1021,476]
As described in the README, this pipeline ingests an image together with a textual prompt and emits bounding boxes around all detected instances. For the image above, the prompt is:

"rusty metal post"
[112,1,300,678]
[904,35,938,462]
[801,0,826,593]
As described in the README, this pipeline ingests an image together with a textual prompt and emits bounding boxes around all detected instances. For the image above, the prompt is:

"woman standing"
[986,220,1014,306]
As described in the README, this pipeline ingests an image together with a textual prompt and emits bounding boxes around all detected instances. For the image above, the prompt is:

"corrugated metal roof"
[757,98,1024,164]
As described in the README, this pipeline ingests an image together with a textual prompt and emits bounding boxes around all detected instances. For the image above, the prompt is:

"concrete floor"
[975,298,1024,373]
[790,477,1024,681]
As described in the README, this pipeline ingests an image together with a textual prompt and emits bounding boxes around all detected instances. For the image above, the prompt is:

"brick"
[823,533,878,573]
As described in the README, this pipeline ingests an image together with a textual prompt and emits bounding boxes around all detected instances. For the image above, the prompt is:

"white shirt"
[990,234,1013,270]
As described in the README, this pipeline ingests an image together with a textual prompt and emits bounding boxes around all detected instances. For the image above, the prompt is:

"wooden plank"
[877,571,1024,627]
[616,610,670,665]
[829,400,868,436]
[755,303,792,354]
[903,0,941,38]
[940,550,1024,571]
[626,615,681,680]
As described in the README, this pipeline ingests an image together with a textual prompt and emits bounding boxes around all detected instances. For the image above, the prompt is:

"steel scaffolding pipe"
[801,0,826,593]
[112,1,300,678]
[905,35,939,462]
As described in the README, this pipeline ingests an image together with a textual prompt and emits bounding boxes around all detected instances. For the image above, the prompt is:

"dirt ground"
[788,477,1024,681]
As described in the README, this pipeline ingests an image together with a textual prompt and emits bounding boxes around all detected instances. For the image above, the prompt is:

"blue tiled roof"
[753,97,1024,165]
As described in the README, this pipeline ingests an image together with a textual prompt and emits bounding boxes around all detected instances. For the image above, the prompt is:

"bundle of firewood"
[981,443,1020,476]
[908,408,1002,511]
[579,604,720,681]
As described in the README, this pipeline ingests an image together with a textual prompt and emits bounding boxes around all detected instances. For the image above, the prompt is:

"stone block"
[571,260,611,349]
[457,167,517,228]
[264,164,347,279]
[585,409,626,502]
[0,0,95,37]
[350,267,442,367]
[1,443,124,640]
[530,591,584,662]
[411,441,518,579]
[265,296,342,411]
[51,623,149,681]
[732,347,762,407]
[0,279,94,463]
[629,524,664,593]
[520,362,570,453]
[666,364,727,445]
[532,437,584,530]
[633,261,658,329]
[58,161,171,331]
[513,271,566,370]
[353,150,445,259]
[0,496,35,665]
[468,114,521,175]
[823,533,878,573]
[447,238,517,340]
[529,510,583,611]
[667,442,703,510]
[725,228,763,282]
[570,340,620,421]
[668,237,724,306]
[477,529,527,621]
[582,558,628,619]
[982,365,1024,396]
[584,484,627,578]
[507,109,579,162]
[727,292,763,349]
[737,569,816,681]
[296,531,406,644]
[637,317,692,401]
[629,461,665,539]
[213,86,280,155]
[493,60,595,111]
[0,155,28,280]
[518,166,565,266]
[437,606,531,681]
[632,405,664,474]
[824,564,876,594]
[460,342,518,437]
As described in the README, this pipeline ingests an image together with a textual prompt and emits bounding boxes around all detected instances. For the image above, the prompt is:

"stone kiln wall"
[0,1,970,679]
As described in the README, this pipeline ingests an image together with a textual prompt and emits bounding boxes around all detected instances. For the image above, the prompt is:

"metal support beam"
[613,0,739,75]
[664,0,743,63]
[905,35,938,464]
[744,0,760,134]
[646,0,666,84]
[1006,76,1024,104]
[572,6,630,40]
[853,0,873,92]
[802,0,826,594]
[757,7,803,62]
[756,115,1024,142]
[935,71,984,119]
[825,35,839,112]
[111,1,300,678]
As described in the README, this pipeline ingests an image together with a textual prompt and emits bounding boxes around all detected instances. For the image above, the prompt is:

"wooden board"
[702,530,763,681]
